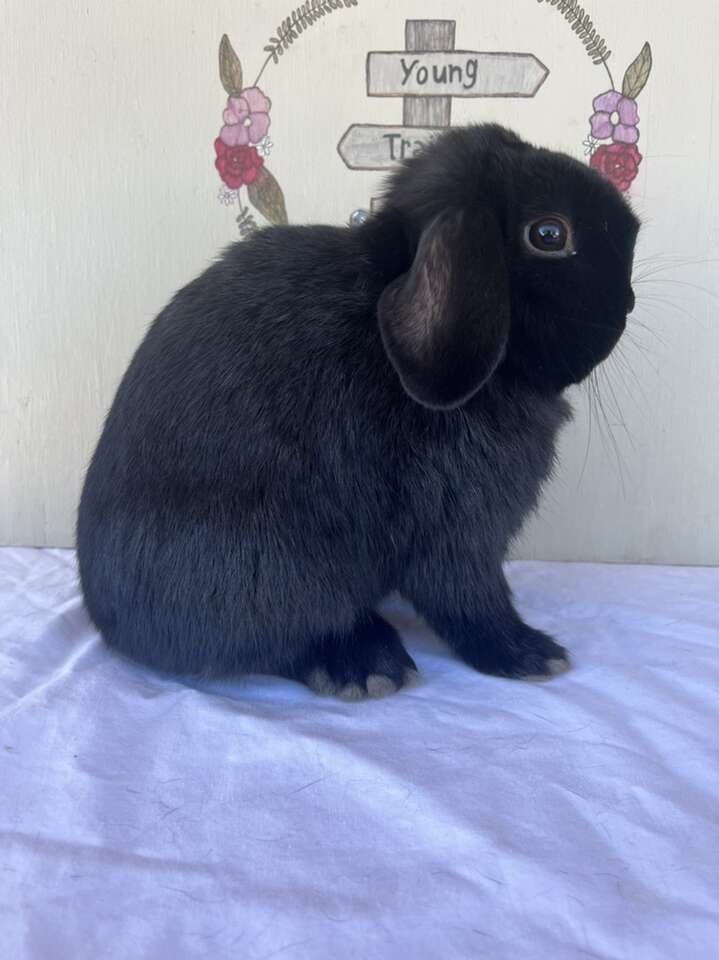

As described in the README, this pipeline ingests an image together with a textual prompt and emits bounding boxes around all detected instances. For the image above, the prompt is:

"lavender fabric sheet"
[2,548,718,959]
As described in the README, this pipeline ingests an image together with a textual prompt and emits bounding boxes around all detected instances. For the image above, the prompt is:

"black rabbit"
[77,124,639,699]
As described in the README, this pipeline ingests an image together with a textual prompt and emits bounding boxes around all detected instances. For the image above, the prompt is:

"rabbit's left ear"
[377,208,510,409]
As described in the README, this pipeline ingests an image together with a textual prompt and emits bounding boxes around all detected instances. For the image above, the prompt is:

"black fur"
[77,124,639,697]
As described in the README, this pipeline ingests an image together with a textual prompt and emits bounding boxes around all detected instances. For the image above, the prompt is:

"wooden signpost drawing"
[338,18,549,198]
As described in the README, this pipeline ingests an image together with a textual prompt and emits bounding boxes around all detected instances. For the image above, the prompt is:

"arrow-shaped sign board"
[366,51,548,98]
[338,124,442,170]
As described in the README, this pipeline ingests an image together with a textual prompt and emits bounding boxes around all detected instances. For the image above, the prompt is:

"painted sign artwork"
[339,18,549,185]
[213,1,652,237]
[367,51,548,98]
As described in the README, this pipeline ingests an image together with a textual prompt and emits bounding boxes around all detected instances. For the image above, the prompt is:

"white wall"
[2,0,718,562]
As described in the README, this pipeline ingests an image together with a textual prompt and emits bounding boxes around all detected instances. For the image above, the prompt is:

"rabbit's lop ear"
[377,208,510,410]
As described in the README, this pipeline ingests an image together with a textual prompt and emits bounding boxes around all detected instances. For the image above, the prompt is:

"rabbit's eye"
[524,216,574,257]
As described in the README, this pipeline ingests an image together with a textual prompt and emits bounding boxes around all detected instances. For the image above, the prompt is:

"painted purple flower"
[589,90,639,144]
[220,87,271,147]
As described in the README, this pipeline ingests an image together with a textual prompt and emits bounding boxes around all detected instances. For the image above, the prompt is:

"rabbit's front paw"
[472,626,571,682]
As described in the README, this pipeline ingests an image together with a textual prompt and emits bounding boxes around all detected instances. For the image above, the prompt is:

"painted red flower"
[214,139,264,189]
[590,142,642,192]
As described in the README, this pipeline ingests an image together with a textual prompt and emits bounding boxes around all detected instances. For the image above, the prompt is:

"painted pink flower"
[589,90,639,144]
[220,87,271,147]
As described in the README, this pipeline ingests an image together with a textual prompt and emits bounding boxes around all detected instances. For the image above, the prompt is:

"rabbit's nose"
[625,287,635,313]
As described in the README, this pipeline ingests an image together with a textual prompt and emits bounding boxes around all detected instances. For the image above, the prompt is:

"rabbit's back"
[77,227,408,674]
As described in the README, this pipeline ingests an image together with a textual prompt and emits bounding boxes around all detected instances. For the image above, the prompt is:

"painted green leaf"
[622,42,652,99]
[219,34,243,96]
[247,167,288,225]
